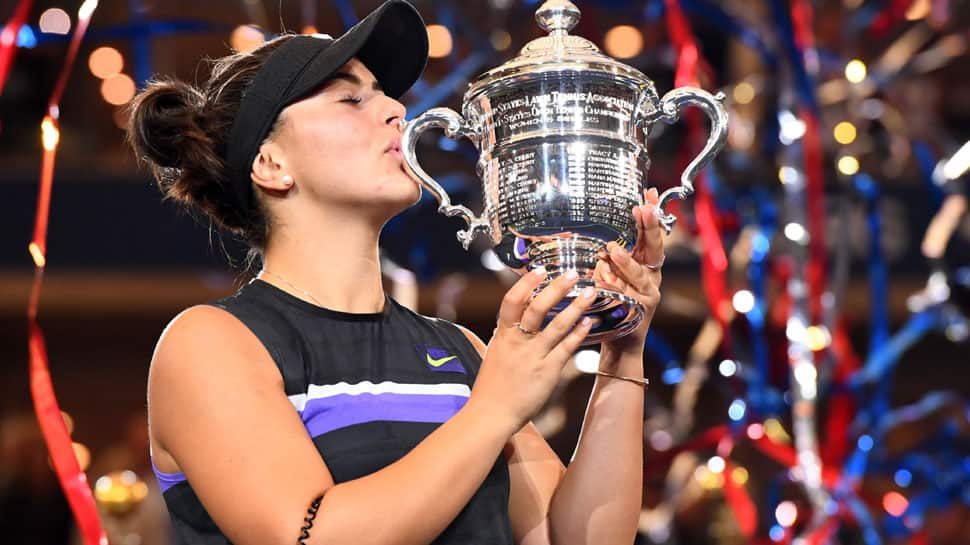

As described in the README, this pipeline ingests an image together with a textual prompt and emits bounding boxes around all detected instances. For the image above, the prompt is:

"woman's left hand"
[593,187,665,355]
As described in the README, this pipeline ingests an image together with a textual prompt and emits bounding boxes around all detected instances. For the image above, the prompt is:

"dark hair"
[127,34,295,268]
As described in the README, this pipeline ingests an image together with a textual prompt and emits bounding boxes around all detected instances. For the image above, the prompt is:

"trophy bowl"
[402,0,728,345]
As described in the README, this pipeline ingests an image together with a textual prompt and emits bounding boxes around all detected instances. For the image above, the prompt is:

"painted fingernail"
[564,270,579,280]
[533,266,547,276]
[582,286,595,299]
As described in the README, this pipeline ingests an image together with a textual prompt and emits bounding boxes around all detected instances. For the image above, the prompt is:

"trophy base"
[526,236,644,346]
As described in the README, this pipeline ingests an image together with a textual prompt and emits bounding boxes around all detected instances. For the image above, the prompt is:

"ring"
[513,322,539,336]
[645,254,666,271]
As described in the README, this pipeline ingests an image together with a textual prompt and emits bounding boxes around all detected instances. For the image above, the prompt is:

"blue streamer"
[128,0,152,88]
[853,174,890,354]
[406,50,492,118]
[767,0,818,115]
[331,0,359,29]
[912,141,945,209]
[680,0,779,70]
[644,330,683,385]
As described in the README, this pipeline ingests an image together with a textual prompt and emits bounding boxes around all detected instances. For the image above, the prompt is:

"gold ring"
[513,322,539,336]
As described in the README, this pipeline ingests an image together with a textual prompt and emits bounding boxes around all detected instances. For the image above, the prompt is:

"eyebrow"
[329,72,383,92]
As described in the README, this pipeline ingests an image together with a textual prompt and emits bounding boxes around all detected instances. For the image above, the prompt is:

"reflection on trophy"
[403,0,728,344]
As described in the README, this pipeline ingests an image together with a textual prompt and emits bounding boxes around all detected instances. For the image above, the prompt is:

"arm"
[476,189,665,545]
[150,269,594,545]
[458,331,646,545]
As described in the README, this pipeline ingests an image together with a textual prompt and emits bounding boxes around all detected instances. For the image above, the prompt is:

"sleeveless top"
[152,278,514,544]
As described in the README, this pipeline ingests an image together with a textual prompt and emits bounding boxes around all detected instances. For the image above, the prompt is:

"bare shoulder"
[148,304,283,461]
[150,304,281,394]
[452,322,488,355]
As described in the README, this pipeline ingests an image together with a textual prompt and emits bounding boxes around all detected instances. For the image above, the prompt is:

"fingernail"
[581,317,592,326]
[582,286,595,299]
[611,246,626,260]
[649,187,659,198]
[564,270,579,280]
[533,266,547,276]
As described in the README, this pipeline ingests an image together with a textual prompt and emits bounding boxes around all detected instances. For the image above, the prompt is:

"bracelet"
[596,371,649,388]
[298,495,323,545]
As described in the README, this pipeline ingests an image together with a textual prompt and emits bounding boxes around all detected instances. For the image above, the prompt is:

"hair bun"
[127,78,208,169]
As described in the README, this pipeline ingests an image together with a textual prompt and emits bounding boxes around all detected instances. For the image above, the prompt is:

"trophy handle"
[654,88,728,233]
[401,107,490,249]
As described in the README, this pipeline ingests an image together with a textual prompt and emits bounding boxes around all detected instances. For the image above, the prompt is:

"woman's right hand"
[466,267,596,434]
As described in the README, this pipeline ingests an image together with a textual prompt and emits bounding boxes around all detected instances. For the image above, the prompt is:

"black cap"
[224,0,428,212]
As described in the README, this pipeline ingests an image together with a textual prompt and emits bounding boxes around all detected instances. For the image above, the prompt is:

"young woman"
[128,1,665,544]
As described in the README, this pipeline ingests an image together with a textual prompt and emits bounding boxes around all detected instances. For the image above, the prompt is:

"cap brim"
[286,0,428,102]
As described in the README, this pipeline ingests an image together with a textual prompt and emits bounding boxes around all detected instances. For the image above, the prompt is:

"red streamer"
[28,4,108,545]
[0,0,34,94]
[664,0,731,335]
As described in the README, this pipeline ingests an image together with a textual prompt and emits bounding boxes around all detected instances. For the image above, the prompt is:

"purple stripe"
[300,393,468,437]
[151,456,187,494]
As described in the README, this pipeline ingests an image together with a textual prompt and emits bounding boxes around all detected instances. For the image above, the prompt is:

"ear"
[250,141,292,191]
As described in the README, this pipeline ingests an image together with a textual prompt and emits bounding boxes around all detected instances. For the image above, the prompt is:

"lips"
[385,137,403,159]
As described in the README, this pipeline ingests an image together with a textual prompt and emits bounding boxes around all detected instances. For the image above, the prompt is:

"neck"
[258,207,386,314]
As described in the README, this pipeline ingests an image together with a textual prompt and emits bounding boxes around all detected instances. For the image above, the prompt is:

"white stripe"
[288,381,471,411]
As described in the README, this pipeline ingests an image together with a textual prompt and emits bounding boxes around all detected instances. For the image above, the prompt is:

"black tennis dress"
[151,278,514,544]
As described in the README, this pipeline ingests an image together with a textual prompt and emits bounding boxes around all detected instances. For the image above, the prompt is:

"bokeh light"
[427,24,453,58]
[728,399,747,421]
[573,349,600,374]
[39,8,71,35]
[490,30,512,51]
[41,117,60,151]
[73,442,91,472]
[733,81,755,104]
[731,466,749,485]
[603,25,644,59]
[230,25,266,53]
[88,46,124,79]
[775,501,798,527]
[838,155,860,175]
[845,59,867,83]
[732,290,755,313]
[707,456,726,474]
[883,491,909,517]
[101,74,136,106]
[833,121,857,145]
[746,422,765,440]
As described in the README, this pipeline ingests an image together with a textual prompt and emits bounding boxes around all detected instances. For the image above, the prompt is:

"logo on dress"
[418,345,466,374]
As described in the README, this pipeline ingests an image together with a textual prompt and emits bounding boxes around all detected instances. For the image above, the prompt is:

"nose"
[383,97,407,131]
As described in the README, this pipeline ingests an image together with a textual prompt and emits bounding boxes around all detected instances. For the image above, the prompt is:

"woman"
[129,1,665,544]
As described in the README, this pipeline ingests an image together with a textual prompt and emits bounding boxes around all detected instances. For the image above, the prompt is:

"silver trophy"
[402,0,728,344]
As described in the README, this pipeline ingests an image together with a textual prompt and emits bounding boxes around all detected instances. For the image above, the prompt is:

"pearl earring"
[281,175,294,187]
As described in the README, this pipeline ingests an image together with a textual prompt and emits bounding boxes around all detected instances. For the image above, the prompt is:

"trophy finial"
[536,0,581,35]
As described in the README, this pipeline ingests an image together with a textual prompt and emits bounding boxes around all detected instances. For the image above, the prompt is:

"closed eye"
[340,95,363,105]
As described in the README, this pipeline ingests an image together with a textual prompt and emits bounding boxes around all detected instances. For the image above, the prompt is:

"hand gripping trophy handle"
[651,87,729,233]
[401,108,490,249]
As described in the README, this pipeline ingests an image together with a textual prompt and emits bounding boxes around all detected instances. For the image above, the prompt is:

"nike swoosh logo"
[427,354,458,368]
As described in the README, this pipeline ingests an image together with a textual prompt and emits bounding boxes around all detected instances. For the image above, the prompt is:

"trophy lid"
[466,0,651,99]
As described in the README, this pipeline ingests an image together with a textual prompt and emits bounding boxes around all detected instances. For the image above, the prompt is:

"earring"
[281,174,294,187]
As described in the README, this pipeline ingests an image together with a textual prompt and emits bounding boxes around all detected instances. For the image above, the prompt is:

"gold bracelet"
[595,371,649,388]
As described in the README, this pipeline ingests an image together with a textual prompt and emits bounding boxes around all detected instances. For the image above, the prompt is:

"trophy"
[402,0,728,344]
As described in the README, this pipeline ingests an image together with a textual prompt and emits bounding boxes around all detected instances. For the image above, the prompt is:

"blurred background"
[2,0,969,544]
